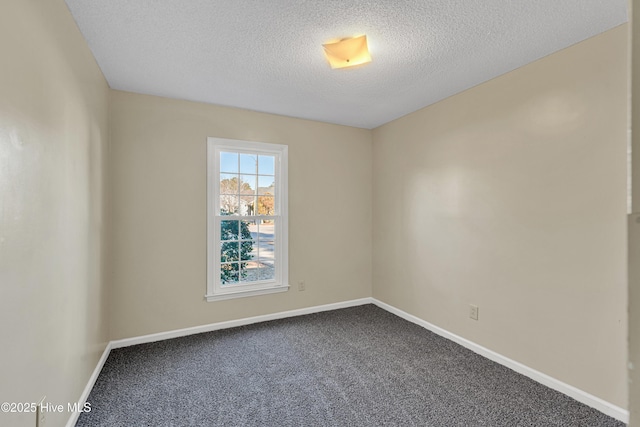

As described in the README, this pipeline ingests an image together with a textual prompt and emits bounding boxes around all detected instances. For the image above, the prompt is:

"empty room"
[1,0,639,426]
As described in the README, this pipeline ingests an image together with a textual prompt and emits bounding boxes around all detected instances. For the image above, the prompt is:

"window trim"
[206,137,289,302]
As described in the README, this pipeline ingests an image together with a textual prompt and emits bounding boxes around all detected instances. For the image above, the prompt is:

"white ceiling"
[64,0,627,129]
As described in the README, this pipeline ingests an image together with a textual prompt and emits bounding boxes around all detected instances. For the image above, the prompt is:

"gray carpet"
[76,305,624,426]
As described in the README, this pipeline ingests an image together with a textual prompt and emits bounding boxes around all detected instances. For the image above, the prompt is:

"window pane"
[221,263,239,284]
[220,174,239,194]
[240,240,255,261]
[248,241,259,261]
[220,241,239,262]
[258,155,275,175]
[220,152,238,173]
[247,221,259,241]
[242,261,274,282]
[258,223,275,247]
[220,220,238,241]
[259,257,275,268]
[220,195,239,215]
[257,196,274,216]
[258,175,275,195]
[240,174,256,195]
[260,239,275,263]
[240,153,257,174]
[241,261,258,282]
[240,195,256,215]
[239,220,254,242]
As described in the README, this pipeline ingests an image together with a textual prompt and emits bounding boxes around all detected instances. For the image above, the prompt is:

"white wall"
[108,91,372,340]
[0,1,110,426]
[372,25,628,408]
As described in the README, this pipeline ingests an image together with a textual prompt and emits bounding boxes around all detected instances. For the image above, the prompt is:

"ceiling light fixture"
[323,35,371,69]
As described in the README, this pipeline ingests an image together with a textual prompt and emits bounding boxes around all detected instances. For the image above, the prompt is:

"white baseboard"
[71,296,628,425]
[110,297,374,349]
[66,342,112,427]
[370,298,629,424]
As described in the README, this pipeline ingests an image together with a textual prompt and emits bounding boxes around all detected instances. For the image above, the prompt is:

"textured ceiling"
[64,0,627,129]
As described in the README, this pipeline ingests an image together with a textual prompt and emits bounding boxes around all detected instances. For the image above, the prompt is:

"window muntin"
[207,138,288,301]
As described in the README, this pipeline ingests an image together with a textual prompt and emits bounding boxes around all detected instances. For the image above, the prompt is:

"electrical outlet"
[36,396,46,427]
[469,304,479,321]
[298,281,306,291]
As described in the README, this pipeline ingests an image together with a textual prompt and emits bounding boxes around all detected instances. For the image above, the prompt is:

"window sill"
[205,284,289,302]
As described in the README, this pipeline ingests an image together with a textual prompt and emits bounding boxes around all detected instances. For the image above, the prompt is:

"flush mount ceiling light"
[323,35,372,69]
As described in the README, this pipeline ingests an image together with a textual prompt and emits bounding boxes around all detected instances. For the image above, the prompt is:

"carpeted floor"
[76,304,624,426]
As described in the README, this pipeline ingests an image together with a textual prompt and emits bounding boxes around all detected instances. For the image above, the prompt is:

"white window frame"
[206,137,289,301]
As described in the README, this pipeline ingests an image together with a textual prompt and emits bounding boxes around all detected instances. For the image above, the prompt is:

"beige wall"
[630,214,639,425]
[372,25,628,408]
[630,1,640,425]
[634,1,640,214]
[109,91,372,339]
[0,1,110,426]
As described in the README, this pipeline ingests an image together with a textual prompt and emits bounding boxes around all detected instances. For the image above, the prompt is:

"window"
[206,138,289,301]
